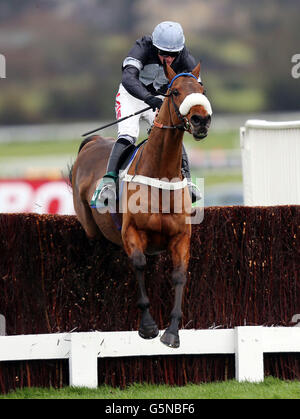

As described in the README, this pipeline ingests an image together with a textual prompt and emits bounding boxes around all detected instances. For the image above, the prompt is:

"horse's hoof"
[139,325,159,340]
[160,331,180,348]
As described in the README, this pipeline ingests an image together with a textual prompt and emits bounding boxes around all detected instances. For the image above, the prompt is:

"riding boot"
[106,137,132,174]
[90,137,131,208]
[181,144,202,203]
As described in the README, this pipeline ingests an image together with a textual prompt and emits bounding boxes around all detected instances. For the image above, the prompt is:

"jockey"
[98,21,202,205]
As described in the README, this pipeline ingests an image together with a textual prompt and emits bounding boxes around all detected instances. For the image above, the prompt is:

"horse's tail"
[67,163,74,186]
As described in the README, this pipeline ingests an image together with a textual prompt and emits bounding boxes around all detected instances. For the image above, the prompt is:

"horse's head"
[163,62,212,140]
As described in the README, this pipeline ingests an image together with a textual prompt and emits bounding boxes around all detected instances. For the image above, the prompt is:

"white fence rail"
[1,326,300,388]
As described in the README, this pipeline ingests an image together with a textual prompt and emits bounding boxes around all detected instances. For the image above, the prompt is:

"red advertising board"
[0,179,75,214]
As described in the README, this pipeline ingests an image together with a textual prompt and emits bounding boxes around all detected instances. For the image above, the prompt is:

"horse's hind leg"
[74,198,101,239]
[123,225,158,339]
[161,233,190,348]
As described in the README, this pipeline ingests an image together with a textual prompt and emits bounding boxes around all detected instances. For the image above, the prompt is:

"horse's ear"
[163,59,176,83]
[191,62,201,79]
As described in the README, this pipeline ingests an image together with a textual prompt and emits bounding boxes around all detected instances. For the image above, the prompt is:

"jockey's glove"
[144,95,163,111]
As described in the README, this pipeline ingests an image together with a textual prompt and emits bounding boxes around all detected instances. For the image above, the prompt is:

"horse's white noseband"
[179,93,213,116]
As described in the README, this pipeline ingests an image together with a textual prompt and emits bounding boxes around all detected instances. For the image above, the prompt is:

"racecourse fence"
[0,206,299,392]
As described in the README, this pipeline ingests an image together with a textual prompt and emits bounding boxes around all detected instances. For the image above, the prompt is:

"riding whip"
[82,106,152,137]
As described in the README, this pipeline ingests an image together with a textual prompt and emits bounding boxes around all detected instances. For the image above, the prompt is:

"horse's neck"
[138,129,183,179]
[135,107,184,180]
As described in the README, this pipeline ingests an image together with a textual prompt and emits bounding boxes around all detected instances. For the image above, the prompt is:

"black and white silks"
[121,35,201,102]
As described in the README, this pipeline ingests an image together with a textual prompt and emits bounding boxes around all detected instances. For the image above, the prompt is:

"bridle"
[122,73,206,192]
[153,73,200,133]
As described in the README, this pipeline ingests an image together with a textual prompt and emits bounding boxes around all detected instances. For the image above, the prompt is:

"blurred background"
[0,0,299,213]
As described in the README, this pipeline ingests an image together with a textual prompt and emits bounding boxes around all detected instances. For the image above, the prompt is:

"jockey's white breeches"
[115,84,159,144]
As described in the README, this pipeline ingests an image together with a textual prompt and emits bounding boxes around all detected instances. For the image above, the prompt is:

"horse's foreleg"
[161,233,190,348]
[123,225,159,340]
[134,252,159,340]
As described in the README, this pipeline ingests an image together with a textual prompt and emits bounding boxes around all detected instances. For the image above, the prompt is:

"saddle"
[117,139,147,174]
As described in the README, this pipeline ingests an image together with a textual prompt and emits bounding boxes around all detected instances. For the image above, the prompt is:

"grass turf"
[1,377,300,399]
[0,130,239,158]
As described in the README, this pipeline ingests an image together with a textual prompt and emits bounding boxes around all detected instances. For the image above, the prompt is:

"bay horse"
[71,62,212,348]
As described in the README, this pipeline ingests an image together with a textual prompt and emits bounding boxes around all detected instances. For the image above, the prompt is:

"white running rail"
[1,326,300,388]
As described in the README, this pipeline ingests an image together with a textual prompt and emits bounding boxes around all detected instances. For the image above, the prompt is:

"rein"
[154,72,198,132]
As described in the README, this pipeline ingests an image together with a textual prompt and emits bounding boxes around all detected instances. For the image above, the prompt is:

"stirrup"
[90,173,117,209]
[187,180,202,203]
[91,182,116,210]
[98,183,116,209]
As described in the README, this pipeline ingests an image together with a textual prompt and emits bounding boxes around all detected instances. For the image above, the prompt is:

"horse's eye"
[172,89,180,96]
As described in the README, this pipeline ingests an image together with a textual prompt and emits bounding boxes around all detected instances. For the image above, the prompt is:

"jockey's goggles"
[157,49,180,58]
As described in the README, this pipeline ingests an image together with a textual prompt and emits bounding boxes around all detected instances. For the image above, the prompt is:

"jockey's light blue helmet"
[152,21,185,52]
